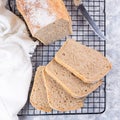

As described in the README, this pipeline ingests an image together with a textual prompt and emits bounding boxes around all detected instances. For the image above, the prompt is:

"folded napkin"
[0,0,38,120]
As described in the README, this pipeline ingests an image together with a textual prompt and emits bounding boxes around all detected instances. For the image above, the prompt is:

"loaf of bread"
[16,0,72,45]
[30,66,52,112]
[55,39,112,83]
[42,69,84,112]
[73,0,81,6]
[46,59,103,98]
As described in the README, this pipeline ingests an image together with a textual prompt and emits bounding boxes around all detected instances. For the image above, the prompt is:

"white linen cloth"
[0,0,38,120]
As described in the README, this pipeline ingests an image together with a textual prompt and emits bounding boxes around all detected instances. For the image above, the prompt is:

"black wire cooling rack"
[7,0,106,115]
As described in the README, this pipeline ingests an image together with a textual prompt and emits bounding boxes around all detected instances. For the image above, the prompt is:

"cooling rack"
[7,0,106,115]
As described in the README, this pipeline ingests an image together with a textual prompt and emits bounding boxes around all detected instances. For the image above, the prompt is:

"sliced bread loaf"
[42,70,84,112]
[45,59,103,98]
[30,66,52,112]
[55,39,112,83]
[16,0,72,45]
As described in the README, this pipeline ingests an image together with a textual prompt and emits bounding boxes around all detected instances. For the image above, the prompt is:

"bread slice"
[73,0,81,6]
[55,39,112,83]
[42,70,84,112]
[16,0,72,45]
[45,59,103,98]
[30,66,52,112]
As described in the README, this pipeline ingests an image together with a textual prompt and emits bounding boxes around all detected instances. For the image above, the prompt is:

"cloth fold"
[0,6,38,56]
[0,0,39,120]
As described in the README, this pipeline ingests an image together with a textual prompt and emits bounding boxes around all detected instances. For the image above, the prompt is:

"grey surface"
[19,0,120,119]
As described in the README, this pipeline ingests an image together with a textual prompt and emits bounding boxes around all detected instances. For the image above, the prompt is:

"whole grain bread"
[42,70,84,112]
[30,66,52,112]
[16,0,72,45]
[73,0,81,6]
[45,59,102,98]
[55,39,112,83]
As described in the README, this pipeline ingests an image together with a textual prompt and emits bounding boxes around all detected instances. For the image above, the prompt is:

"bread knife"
[78,3,106,40]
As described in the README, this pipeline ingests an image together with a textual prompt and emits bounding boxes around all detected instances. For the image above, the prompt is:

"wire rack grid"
[7,0,106,116]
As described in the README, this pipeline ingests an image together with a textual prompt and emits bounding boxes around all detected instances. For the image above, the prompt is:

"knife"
[77,3,106,40]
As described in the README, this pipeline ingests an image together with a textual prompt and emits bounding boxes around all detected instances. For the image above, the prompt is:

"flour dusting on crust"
[24,0,56,28]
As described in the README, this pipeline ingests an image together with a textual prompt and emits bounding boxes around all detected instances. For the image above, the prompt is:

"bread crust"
[42,70,84,112]
[55,39,112,83]
[30,66,52,112]
[46,59,103,98]
[16,0,72,45]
